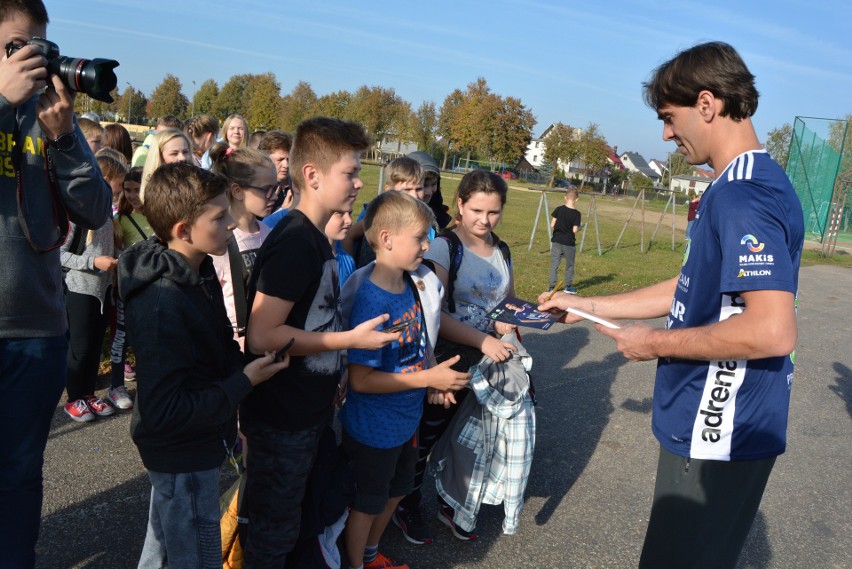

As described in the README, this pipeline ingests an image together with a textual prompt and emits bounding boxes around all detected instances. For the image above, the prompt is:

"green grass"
[356,163,688,301]
[357,163,852,302]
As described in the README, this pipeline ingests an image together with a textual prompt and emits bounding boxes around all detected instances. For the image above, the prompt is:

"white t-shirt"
[212,222,271,348]
[424,235,510,333]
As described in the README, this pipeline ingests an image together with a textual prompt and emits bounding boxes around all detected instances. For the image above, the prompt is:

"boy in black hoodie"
[118,163,289,568]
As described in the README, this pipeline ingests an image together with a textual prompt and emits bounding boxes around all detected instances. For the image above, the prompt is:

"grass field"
[356,163,851,301]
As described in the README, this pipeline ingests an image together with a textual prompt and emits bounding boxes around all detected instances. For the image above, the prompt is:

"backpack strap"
[124,213,149,241]
[436,230,463,313]
[436,230,511,313]
[227,236,249,337]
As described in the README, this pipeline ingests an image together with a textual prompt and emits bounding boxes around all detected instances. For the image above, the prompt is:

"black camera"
[5,37,118,103]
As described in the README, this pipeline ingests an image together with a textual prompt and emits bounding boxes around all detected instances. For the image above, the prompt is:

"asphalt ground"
[36,265,851,568]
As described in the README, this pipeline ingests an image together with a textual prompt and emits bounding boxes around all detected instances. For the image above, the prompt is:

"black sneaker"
[392,505,433,545]
[437,503,478,541]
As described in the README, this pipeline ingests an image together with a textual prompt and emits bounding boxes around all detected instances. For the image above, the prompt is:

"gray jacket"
[61,220,116,310]
[0,93,112,338]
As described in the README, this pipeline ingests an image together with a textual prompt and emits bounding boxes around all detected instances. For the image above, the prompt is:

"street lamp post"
[126,81,132,125]
[191,80,196,118]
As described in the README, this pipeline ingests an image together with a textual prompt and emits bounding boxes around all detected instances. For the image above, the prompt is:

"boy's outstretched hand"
[243,352,290,386]
[350,313,401,350]
[480,334,517,362]
[425,355,471,392]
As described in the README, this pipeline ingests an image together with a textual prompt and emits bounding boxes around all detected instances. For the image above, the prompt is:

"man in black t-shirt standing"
[549,188,582,294]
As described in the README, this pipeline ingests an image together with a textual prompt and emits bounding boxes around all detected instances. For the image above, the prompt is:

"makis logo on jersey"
[737,234,773,278]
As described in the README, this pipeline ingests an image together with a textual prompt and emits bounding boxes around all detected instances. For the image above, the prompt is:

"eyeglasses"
[242,183,279,199]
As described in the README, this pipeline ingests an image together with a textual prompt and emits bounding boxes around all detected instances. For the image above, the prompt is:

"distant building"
[670,174,711,195]
[648,159,668,178]
[525,124,585,176]
[620,151,661,185]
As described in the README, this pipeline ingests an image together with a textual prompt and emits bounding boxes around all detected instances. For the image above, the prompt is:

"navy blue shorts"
[342,429,418,515]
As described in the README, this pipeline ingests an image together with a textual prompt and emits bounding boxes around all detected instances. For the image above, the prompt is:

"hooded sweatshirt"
[0,94,112,339]
[119,237,251,473]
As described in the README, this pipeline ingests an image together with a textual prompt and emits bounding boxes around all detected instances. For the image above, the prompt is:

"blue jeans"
[0,335,68,569]
[138,467,221,569]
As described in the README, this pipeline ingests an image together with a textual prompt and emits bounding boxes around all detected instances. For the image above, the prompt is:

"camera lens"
[49,56,119,103]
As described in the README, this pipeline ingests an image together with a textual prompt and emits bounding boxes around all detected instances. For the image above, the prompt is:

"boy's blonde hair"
[77,117,103,139]
[565,188,579,201]
[290,117,371,193]
[364,191,435,249]
[383,156,423,189]
[96,152,127,181]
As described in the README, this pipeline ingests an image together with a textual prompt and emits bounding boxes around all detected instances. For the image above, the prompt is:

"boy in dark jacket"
[118,163,288,568]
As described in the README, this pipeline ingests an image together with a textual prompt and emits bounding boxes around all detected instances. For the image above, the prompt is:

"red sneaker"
[84,395,115,417]
[64,399,95,422]
[364,552,409,569]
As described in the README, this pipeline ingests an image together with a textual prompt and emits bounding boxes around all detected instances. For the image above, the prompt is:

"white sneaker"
[107,387,133,410]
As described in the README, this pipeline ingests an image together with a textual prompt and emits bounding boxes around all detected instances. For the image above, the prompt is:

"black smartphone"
[274,338,295,362]
[384,318,416,334]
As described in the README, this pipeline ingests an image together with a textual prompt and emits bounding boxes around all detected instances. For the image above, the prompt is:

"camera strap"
[12,109,69,252]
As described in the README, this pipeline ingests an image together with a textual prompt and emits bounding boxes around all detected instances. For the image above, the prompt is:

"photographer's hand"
[36,75,74,141]
[0,44,48,106]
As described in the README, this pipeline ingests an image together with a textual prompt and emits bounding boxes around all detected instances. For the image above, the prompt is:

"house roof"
[621,151,660,180]
[693,167,714,179]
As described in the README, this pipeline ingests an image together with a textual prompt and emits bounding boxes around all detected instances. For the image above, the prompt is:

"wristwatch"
[47,131,77,152]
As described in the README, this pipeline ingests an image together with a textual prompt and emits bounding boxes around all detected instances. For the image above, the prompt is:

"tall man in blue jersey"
[539,41,804,569]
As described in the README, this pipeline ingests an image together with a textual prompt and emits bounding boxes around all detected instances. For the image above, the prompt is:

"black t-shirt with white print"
[241,210,341,431]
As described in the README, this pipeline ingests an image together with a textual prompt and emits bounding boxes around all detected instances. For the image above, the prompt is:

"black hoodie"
[119,237,251,473]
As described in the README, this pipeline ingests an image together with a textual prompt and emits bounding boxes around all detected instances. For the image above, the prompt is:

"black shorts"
[639,445,776,569]
[342,429,418,515]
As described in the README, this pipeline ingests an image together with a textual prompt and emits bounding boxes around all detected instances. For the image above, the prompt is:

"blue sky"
[47,0,852,163]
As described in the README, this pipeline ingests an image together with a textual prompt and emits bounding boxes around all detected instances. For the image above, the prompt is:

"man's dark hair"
[258,130,293,154]
[0,1,48,25]
[643,41,759,121]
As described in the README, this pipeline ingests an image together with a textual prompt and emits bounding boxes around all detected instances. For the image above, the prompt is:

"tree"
[313,90,351,121]
[348,86,402,158]
[765,123,792,169]
[212,74,252,120]
[117,86,148,125]
[542,123,580,187]
[488,96,536,166]
[244,73,282,130]
[279,81,318,132]
[147,74,189,120]
[662,151,693,187]
[452,78,499,166]
[576,123,609,190]
[193,79,219,117]
[412,101,438,152]
[827,115,851,179]
[438,88,464,169]
[74,89,119,120]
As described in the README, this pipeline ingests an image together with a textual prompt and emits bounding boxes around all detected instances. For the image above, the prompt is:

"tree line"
[75,73,546,170]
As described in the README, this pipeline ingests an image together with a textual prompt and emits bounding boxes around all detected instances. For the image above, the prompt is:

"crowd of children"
[59,113,539,569]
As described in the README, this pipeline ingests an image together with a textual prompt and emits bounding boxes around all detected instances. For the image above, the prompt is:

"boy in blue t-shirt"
[340,191,470,569]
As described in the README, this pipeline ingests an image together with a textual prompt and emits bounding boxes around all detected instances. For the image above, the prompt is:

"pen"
[547,281,565,301]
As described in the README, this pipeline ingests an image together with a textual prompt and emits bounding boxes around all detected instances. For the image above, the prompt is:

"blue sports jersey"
[340,279,427,448]
[655,150,804,461]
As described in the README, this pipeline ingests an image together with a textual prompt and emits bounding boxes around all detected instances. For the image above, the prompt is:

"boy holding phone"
[339,191,470,569]
[118,163,288,567]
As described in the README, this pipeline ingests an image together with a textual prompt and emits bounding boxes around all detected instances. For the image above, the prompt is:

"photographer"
[0,1,111,567]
